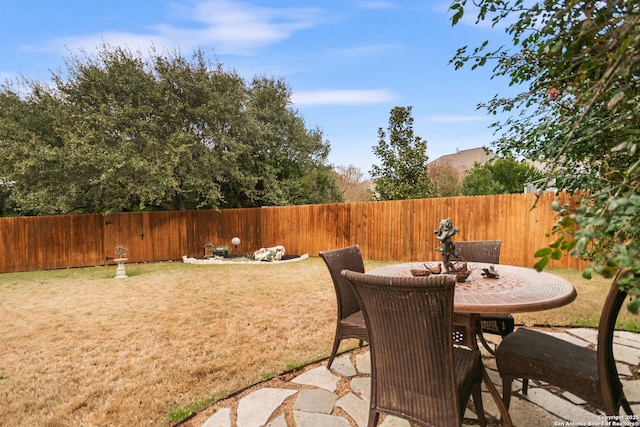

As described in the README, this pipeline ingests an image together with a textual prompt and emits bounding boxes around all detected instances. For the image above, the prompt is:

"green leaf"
[450,4,464,26]
[534,247,553,257]
[601,266,618,279]
[549,237,563,248]
[558,216,575,228]
[627,298,640,315]
[534,257,549,272]
[560,238,577,251]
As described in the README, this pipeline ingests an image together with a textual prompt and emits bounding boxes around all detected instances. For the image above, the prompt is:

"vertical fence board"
[1,217,29,272]
[0,218,11,272]
[68,214,104,267]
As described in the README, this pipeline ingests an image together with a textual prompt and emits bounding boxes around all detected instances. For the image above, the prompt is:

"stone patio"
[197,328,640,427]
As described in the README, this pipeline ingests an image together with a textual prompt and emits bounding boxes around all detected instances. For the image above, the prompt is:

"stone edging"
[181,254,309,265]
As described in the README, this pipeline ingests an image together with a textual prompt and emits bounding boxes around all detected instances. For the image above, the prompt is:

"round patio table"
[368,262,577,314]
[367,261,578,427]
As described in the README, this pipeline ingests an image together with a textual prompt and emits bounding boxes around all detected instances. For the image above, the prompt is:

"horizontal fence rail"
[0,193,586,274]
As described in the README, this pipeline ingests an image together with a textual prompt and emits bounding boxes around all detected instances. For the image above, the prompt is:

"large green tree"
[462,155,544,196]
[0,45,341,215]
[370,106,433,200]
[450,1,640,310]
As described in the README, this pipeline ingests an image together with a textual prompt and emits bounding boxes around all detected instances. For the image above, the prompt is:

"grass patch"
[260,372,276,381]
[0,258,637,427]
[513,268,640,330]
[572,317,599,328]
[168,392,228,424]
[617,320,640,333]
[285,362,303,371]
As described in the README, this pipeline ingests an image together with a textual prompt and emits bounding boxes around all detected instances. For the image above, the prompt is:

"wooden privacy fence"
[0,192,586,274]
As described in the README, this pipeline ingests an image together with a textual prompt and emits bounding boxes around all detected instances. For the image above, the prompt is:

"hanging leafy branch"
[449,0,640,312]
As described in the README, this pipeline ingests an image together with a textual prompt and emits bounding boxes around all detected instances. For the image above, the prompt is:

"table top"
[367,262,577,314]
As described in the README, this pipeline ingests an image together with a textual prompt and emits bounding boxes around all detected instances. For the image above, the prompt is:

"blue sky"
[0,0,514,176]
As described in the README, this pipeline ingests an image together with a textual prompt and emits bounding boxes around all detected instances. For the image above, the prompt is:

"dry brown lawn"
[0,257,637,427]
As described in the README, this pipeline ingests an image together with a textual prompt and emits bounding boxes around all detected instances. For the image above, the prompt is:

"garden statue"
[114,244,128,279]
[433,218,470,281]
[434,218,460,264]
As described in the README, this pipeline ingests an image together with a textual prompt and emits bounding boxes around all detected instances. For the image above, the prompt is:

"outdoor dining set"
[318,219,637,427]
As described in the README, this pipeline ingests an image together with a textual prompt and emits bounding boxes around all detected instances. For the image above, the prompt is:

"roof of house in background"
[428,147,495,177]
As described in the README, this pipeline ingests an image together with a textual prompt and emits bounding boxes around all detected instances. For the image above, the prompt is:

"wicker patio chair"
[495,270,637,421]
[342,270,486,427]
[453,240,514,351]
[319,245,369,369]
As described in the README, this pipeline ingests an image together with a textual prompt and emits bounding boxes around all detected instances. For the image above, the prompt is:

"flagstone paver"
[292,411,351,427]
[292,389,337,414]
[236,388,296,427]
[330,355,357,377]
[201,407,231,427]
[522,387,602,423]
[350,377,370,401]
[265,415,287,427]
[291,366,341,392]
[335,392,369,427]
[546,331,592,347]
[355,352,371,374]
[378,416,411,427]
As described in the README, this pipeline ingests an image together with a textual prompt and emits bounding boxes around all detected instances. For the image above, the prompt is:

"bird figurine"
[481,265,500,278]
[410,269,430,276]
[426,263,442,274]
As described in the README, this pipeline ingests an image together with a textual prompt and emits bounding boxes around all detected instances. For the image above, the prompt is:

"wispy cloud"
[357,1,394,10]
[35,32,167,57]
[26,0,325,57]
[329,43,399,58]
[424,115,488,123]
[183,1,324,53]
[291,89,395,106]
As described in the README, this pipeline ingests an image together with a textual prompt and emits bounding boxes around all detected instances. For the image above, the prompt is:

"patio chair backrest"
[319,245,365,319]
[342,270,466,426]
[450,240,512,341]
[454,240,501,264]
